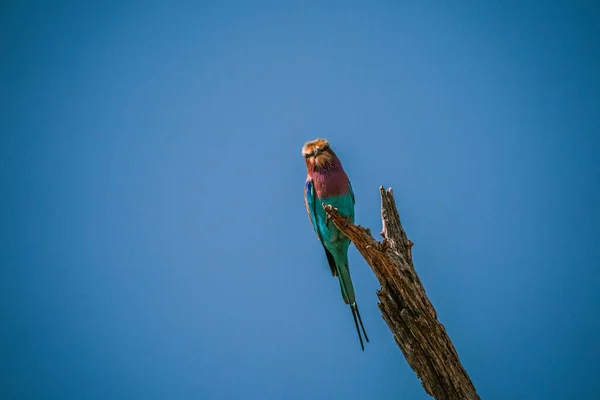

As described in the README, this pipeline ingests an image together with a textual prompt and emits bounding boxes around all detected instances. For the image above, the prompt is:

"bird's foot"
[324,205,339,228]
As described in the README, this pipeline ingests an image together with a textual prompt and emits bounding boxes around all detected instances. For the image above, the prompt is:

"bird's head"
[302,138,336,171]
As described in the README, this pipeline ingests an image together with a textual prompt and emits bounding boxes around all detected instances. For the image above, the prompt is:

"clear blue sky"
[2,2,599,399]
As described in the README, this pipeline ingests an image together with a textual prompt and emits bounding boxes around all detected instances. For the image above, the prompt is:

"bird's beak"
[313,148,320,156]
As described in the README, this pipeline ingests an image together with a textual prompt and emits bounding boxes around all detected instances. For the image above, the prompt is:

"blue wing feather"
[305,180,320,238]
[305,179,338,276]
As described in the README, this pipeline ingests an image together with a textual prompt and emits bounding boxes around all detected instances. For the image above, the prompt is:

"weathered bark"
[323,187,480,400]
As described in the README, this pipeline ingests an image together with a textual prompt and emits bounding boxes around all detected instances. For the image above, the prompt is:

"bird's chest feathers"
[314,193,354,246]
[311,170,349,198]
[310,174,355,247]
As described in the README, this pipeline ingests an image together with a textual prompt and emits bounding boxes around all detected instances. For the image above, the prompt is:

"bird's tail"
[335,253,369,351]
[350,301,369,351]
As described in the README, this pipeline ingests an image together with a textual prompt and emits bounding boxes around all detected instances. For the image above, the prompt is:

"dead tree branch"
[323,186,480,400]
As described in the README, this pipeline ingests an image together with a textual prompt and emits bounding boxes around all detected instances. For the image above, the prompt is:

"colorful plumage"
[302,138,369,350]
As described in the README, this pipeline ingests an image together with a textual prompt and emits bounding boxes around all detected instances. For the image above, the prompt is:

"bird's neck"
[308,154,343,175]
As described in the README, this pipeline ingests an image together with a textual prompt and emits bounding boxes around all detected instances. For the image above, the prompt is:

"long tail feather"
[354,302,369,343]
[331,251,369,350]
[350,303,365,351]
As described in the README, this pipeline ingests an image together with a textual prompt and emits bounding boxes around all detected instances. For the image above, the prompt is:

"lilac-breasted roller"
[302,138,369,350]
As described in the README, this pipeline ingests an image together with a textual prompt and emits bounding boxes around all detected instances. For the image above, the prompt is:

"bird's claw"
[325,205,338,228]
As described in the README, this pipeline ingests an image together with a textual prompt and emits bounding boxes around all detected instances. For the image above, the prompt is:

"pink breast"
[312,170,349,198]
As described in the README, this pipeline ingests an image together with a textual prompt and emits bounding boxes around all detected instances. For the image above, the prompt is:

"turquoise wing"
[304,180,320,239]
[304,179,338,276]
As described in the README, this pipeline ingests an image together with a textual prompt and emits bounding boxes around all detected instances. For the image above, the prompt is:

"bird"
[302,138,369,350]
